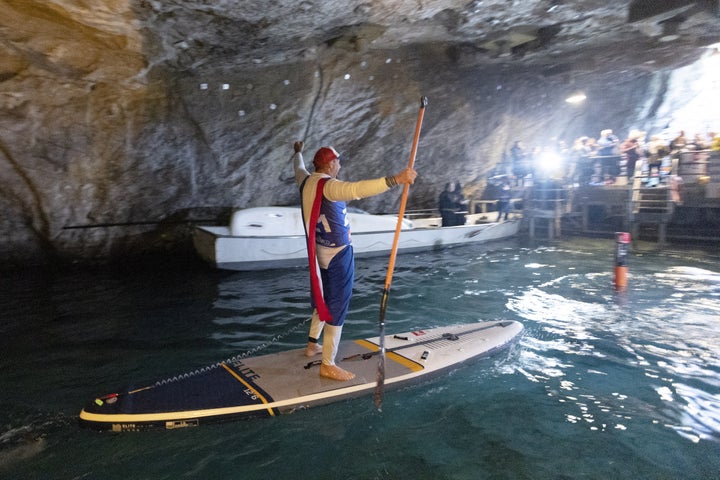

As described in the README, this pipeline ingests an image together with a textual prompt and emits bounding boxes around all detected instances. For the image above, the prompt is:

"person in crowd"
[689,133,708,150]
[439,181,468,226]
[510,140,526,186]
[596,129,621,181]
[496,179,512,222]
[438,183,456,227]
[712,132,720,151]
[620,131,645,179]
[452,182,468,226]
[646,134,669,179]
[291,141,417,381]
[572,136,594,184]
[620,137,639,178]
[670,130,687,152]
[586,137,599,156]
[596,129,619,156]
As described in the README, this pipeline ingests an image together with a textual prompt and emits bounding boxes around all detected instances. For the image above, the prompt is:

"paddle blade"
[374,347,385,411]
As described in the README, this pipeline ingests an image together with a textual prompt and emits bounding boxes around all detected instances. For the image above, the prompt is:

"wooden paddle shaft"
[375,96,427,410]
[383,96,427,291]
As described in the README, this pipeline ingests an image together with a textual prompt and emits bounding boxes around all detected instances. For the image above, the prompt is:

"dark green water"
[1,238,719,479]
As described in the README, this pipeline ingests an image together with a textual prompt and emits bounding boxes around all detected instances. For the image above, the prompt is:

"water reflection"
[3,239,720,478]
[509,259,720,443]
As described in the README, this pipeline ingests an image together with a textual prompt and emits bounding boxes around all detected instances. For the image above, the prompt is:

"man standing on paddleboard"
[291,141,417,381]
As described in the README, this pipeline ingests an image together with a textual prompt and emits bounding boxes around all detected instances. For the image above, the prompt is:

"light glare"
[565,92,587,104]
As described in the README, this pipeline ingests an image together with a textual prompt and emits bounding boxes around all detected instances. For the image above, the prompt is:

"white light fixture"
[565,92,587,104]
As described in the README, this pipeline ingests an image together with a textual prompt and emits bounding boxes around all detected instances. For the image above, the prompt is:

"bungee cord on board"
[153,316,311,386]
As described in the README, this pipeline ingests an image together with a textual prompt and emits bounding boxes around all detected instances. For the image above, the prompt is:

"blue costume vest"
[316,199,351,247]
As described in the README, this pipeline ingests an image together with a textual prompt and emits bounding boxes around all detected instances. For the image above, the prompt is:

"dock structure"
[407,150,718,244]
[516,150,720,243]
[524,182,569,241]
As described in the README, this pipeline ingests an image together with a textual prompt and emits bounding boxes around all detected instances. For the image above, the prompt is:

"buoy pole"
[614,232,630,290]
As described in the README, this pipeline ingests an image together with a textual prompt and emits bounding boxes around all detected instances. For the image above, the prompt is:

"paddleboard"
[79,320,523,431]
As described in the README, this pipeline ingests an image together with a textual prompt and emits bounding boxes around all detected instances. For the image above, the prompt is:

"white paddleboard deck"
[79,320,523,431]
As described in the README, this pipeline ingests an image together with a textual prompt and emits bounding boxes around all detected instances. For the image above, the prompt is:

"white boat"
[192,206,520,271]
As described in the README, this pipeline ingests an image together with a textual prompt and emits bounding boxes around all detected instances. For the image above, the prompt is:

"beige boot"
[304,310,324,357]
[319,324,355,381]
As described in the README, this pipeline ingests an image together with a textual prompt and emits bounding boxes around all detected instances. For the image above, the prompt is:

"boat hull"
[193,219,519,270]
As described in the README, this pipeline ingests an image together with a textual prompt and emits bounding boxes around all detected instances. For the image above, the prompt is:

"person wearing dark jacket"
[438,183,456,227]
[496,180,512,221]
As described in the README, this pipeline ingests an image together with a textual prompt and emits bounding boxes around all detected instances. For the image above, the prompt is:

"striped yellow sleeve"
[322,177,390,202]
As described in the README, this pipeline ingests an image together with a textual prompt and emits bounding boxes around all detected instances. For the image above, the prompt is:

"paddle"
[374,96,428,410]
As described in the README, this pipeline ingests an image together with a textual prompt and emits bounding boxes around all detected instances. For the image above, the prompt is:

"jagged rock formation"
[1,0,718,267]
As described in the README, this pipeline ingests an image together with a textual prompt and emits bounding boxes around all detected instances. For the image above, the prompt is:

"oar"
[374,96,428,410]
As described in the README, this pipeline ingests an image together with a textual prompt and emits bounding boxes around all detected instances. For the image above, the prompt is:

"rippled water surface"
[1,238,719,479]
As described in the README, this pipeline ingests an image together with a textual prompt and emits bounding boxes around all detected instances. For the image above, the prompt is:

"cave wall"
[0,2,704,267]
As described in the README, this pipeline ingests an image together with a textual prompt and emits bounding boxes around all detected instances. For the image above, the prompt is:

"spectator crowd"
[496,128,719,187]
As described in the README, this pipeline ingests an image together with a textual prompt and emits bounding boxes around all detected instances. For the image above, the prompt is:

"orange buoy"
[614,232,630,290]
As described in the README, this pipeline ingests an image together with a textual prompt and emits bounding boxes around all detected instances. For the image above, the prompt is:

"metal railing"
[676,150,715,184]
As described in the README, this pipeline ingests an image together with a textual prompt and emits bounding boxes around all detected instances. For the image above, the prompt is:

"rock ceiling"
[139,0,720,75]
[3,0,719,88]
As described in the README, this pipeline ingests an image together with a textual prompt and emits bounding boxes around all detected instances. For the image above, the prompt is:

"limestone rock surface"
[1,0,718,267]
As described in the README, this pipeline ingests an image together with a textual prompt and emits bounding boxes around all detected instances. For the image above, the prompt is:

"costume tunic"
[292,152,391,326]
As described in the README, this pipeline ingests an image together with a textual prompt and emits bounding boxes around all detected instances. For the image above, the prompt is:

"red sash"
[306,178,332,321]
